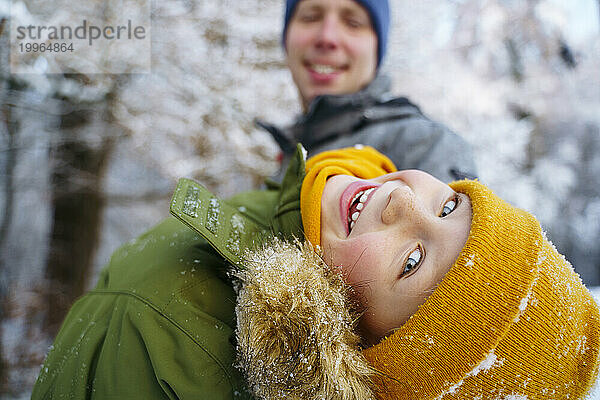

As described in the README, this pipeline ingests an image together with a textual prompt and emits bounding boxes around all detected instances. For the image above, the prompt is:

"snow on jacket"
[31,146,309,400]
[258,74,478,184]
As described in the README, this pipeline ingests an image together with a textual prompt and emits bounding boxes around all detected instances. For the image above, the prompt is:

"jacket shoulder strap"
[170,178,268,269]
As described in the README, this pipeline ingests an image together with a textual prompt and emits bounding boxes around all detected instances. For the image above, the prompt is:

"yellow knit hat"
[300,146,396,246]
[363,179,600,400]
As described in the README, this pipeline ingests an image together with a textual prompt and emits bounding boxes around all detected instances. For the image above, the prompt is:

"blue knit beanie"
[283,0,390,68]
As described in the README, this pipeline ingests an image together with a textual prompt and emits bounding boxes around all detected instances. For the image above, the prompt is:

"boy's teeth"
[358,188,375,203]
[348,187,377,230]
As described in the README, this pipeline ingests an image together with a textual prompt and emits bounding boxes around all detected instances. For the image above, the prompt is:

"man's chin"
[305,85,345,102]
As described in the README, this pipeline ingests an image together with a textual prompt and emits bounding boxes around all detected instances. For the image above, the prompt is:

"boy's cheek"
[338,235,386,283]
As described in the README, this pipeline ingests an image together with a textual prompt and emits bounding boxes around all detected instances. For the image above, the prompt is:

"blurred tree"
[44,97,114,333]
[0,15,12,391]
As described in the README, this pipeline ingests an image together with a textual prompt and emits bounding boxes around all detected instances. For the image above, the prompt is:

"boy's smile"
[340,180,380,234]
[320,170,472,345]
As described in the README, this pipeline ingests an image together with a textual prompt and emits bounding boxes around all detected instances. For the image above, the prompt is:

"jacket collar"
[291,75,392,146]
[256,74,419,154]
[300,73,393,123]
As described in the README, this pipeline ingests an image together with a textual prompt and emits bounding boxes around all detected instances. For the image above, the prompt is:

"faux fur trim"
[235,238,376,400]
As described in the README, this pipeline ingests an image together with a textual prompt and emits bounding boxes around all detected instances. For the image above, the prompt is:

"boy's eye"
[401,247,422,277]
[440,196,458,217]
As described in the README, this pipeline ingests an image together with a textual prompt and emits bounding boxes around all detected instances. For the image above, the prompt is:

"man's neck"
[302,74,391,117]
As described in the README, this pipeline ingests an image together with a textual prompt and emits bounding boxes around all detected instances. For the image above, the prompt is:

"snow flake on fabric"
[573,334,589,356]
[226,214,246,255]
[464,254,476,268]
[182,185,201,217]
[300,145,308,161]
[436,351,504,399]
[513,276,538,324]
[206,197,220,234]
[472,352,503,375]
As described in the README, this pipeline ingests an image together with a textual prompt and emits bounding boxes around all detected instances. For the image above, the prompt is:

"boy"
[236,146,600,399]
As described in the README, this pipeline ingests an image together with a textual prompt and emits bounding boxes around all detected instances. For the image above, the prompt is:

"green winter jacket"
[31,146,307,400]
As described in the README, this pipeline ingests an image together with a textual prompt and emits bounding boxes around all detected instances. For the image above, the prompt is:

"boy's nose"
[382,185,426,226]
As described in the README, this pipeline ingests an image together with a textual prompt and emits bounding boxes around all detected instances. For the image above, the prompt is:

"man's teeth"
[348,187,375,229]
[312,64,337,74]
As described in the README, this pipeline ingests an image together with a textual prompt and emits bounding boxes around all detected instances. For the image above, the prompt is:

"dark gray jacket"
[258,75,478,183]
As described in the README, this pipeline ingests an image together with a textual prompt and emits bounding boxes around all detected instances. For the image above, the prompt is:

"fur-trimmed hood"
[234,239,376,400]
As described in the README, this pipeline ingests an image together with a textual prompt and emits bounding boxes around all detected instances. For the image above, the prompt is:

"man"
[259,0,478,183]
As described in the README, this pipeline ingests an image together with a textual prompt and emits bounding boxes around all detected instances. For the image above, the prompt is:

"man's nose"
[315,15,340,50]
[382,185,425,226]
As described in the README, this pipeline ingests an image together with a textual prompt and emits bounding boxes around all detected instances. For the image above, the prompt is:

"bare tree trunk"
[0,16,12,393]
[44,100,114,335]
[0,88,14,397]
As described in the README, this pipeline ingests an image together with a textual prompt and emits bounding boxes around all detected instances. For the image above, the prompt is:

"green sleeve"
[32,218,253,400]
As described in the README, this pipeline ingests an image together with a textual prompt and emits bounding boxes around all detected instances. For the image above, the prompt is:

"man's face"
[285,0,378,111]
[320,171,472,345]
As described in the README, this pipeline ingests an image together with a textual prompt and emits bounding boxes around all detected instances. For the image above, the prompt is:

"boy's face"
[320,171,472,345]
[285,0,378,111]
